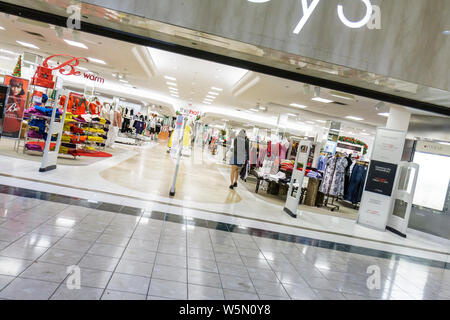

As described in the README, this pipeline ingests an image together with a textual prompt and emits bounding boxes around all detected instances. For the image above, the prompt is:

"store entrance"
[0,12,448,233]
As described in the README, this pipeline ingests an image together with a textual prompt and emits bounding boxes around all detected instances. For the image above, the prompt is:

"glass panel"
[393,199,408,219]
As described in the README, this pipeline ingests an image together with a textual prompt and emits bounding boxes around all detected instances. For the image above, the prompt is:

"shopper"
[229,129,249,190]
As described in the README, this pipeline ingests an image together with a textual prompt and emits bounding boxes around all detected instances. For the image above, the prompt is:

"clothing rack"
[322,154,343,212]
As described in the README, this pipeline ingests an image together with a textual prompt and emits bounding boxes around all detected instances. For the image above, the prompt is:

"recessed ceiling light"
[0,26,5,30]
[123,84,133,88]
[166,82,177,87]
[64,39,88,49]
[208,91,219,96]
[312,97,333,103]
[442,30,450,35]
[316,120,326,123]
[204,102,212,105]
[249,108,259,112]
[206,95,216,99]
[119,79,128,83]
[287,113,297,117]
[0,49,16,55]
[290,103,307,109]
[438,141,450,145]
[16,41,39,49]
[211,87,223,92]
[345,116,364,121]
[378,112,390,117]
[361,132,371,136]
[306,121,316,124]
[169,87,178,92]
[164,76,176,81]
[204,99,213,102]
[88,57,106,65]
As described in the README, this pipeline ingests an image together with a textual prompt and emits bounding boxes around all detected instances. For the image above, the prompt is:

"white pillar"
[386,106,411,132]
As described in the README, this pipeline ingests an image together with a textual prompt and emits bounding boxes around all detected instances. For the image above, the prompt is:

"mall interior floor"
[0,188,449,300]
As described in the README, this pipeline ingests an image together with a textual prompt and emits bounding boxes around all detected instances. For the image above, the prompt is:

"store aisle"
[0,187,449,300]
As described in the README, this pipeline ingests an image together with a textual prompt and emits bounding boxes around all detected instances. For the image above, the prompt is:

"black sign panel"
[0,85,10,136]
[364,160,398,197]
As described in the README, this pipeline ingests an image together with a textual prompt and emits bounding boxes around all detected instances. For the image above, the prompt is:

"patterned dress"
[319,157,348,196]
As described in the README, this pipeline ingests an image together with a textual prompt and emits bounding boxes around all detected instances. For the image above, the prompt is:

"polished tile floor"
[0,188,449,300]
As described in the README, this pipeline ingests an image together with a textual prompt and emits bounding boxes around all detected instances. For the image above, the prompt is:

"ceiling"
[0,13,446,142]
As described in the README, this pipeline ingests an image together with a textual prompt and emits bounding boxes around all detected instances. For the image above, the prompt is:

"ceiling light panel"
[345,116,364,121]
[88,57,107,65]
[211,87,223,91]
[166,82,177,87]
[312,97,333,103]
[64,39,88,49]
[164,76,176,81]
[290,103,307,109]
[16,41,39,49]
[208,91,219,96]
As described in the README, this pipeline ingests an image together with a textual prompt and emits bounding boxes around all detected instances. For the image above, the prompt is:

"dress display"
[319,156,348,197]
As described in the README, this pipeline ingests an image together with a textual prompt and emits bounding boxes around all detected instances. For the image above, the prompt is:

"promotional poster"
[2,76,29,139]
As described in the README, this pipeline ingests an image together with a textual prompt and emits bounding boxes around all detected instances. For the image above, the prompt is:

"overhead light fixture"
[169,87,178,92]
[64,39,88,49]
[438,141,450,146]
[119,79,128,83]
[345,116,364,121]
[164,76,176,81]
[0,49,16,55]
[287,113,297,117]
[361,132,371,136]
[316,120,326,123]
[329,91,354,100]
[204,102,212,105]
[312,97,333,103]
[16,41,39,49]
[208,91,219,96]
[442,30,450,35]
[166,82,177,87]
[204,99,213,103]
[123,83,133,88]
[88,57,106,65]
[378,113,390,117]
[206,95,216,99]
[211,87,223,92]
[249,108,259,112]
[290,103,307,109]
[0,26,5,30]
[306,121,316,124]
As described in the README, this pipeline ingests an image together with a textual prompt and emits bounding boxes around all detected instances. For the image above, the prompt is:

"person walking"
[229,129,249,190]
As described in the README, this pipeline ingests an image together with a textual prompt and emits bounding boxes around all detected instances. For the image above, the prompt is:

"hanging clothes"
[345,163,368,204]
[319,156,348,196]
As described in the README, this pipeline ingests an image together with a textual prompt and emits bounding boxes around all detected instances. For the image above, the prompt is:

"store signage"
[2,76,29,140]
[364,160,397,197]
[42,54,105,84]
[357,128,407,231]
[415,140,450,157]
[293,0,380,34]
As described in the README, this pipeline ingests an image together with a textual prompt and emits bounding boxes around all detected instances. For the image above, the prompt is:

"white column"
[386,106,411,132]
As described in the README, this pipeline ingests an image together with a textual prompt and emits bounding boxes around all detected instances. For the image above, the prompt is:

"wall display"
[0,85,10,136]
[2,76,29,139]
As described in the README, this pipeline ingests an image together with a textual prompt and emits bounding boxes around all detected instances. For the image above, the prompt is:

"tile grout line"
[2,175,448,259]
[206,225,225,300]
[1,185,449,271]
[97,212,146,300]
[48,206,119,300]
[146,217,164,300]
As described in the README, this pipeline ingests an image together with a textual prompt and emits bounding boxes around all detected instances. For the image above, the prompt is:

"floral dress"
[319,157,348,196]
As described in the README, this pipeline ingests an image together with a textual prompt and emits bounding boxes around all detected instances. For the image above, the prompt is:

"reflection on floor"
[0,188,449,300]
[99,143,242,204]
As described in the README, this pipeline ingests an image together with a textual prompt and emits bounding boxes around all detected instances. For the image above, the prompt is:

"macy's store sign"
[43,54,105,84]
